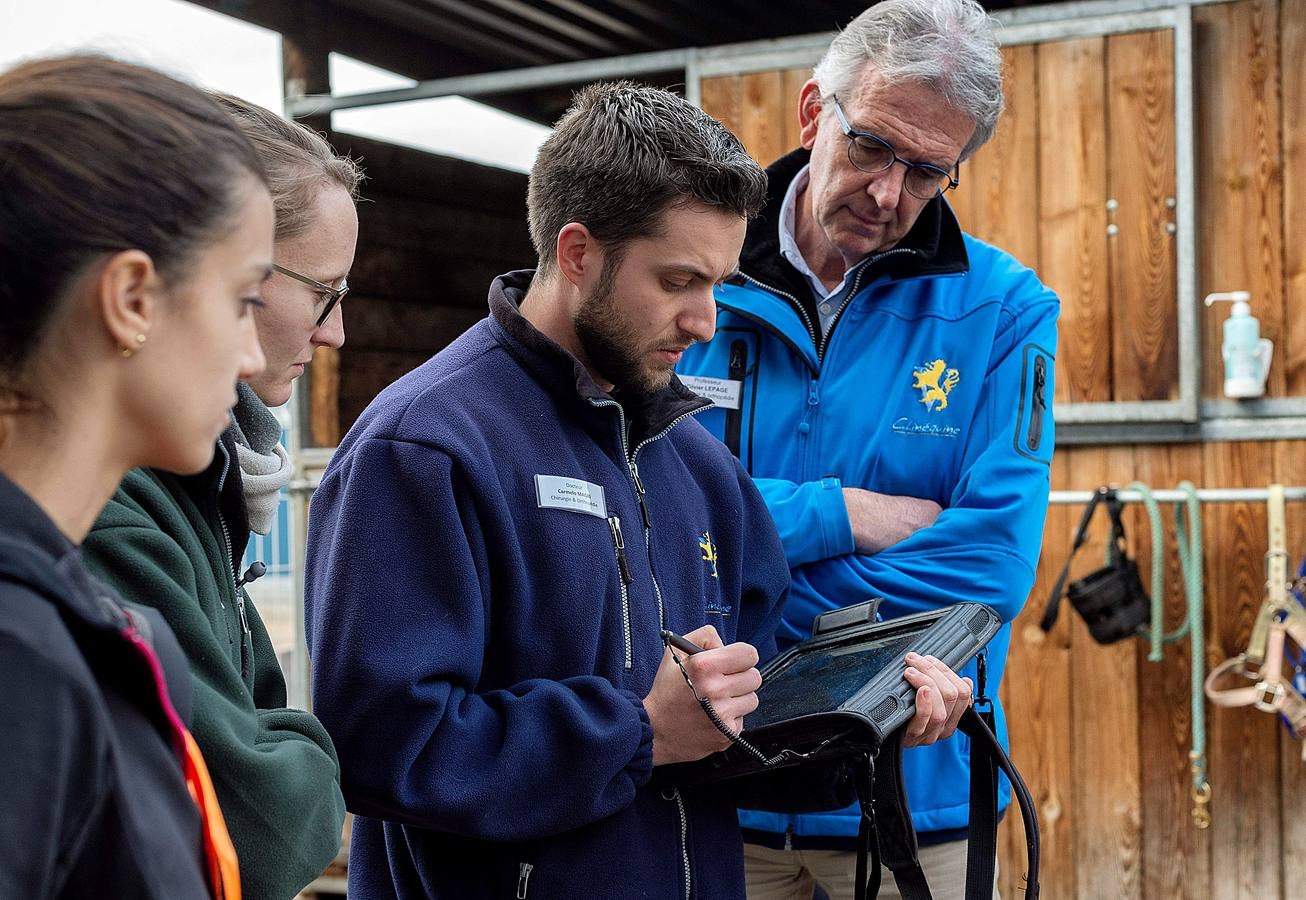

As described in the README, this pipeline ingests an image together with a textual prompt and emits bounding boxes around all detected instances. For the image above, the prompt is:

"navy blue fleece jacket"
[305,271,792,899]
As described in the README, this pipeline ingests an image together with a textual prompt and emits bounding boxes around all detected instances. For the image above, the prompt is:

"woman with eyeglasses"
[80,93,362,900]
[0,54,271,899]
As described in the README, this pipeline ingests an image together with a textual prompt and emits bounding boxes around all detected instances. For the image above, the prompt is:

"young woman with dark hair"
[80,92,363,899]
[0,54,273,899]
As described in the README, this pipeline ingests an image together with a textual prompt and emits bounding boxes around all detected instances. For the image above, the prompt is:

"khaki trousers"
[744,839,999,900]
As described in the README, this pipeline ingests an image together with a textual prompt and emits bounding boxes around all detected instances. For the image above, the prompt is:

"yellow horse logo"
[912,359,961,412]
[699,531,719,579]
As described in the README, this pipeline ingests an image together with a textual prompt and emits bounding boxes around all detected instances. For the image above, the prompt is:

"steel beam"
[1056,417,1306,445]
[286,46,693,116]
[1174,4,1200,422]
[1051,486,1306,504]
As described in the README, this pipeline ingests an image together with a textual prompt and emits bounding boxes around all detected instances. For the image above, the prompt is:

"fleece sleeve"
[304,437,655,842]
[780,293,1059,637]
[82,495,345,900]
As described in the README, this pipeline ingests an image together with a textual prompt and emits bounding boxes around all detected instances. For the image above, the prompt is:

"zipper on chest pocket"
[607,515,634,670]
[516,861,534,898]
[723,339,748,460]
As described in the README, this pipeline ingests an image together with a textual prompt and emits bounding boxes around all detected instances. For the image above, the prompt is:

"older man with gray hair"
[678,1,1059,897]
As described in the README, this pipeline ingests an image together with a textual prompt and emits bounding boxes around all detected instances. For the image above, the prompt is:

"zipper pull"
[729,340,746,374]
[236,561,266,589]
[233,562,263,681]
[807,379,820,406]
[234,591,252,680]
[630,462,652,530]
[516,862,534,899]
[974,649,990,711]
[608,516,634,585]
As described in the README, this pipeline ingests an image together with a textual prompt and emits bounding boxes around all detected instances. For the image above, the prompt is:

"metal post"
[1173,4,1200,422]
[286,384,312,711]
[281,0,331,712]
[1050,486,1306,505]
[684,46,701,108]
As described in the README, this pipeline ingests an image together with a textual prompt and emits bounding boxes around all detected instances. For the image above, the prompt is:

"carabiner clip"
[1190,780,1212,830]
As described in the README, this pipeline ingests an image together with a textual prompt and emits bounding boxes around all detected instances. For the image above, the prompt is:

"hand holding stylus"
[643,624,761,766]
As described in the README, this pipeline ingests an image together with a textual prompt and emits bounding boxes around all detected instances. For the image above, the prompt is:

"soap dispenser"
[1204,291,1272,398]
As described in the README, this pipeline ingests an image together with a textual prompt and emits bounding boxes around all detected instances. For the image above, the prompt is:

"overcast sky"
[0,0,550,172]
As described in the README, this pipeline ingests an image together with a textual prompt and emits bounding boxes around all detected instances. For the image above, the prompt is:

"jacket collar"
[0,469,74,563]
[170,427,250,565]
[0,470,125,631]
[737,147,970,298]
[488,270,710,448]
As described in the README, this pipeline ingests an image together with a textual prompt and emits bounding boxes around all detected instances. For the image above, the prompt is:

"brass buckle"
[1236,655,1263,679]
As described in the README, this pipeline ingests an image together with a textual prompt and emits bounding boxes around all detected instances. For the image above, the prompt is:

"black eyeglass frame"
[829,95,960,200]
[272,264,350,328]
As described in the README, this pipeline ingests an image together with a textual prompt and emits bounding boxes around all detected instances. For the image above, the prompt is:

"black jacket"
[0,471,211,899]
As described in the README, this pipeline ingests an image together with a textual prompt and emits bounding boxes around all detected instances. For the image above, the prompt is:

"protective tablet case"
[663,599,1002,786]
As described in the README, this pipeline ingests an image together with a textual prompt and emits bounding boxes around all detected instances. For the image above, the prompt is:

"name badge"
[679,375,742,410]
[535,474,608,518]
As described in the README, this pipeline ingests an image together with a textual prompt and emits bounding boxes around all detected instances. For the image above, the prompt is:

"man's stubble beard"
[574,259,674,396]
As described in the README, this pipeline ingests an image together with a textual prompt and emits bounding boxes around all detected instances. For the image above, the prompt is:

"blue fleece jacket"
[678,151,1059,842]
[305,271,792,900]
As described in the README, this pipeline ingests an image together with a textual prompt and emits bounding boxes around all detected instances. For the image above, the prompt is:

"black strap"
[854,708,1042,900]
[1040,486,1114,632]
[854,754,881,900]
[871,730,930,899]
[963,704,999,898]
[960,710,1041,899]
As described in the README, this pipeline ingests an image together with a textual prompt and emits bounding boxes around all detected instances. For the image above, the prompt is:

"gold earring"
[120,334,146,359]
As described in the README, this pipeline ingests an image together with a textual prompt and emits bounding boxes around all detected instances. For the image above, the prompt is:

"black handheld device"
[661,599,1001,785]
[654,599,1041,900]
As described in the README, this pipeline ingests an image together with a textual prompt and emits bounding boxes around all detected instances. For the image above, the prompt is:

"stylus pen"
[660,629,704,656]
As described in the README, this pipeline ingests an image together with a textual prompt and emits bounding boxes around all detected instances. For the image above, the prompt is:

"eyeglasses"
[272,264,349,328]
[830,95,960,200]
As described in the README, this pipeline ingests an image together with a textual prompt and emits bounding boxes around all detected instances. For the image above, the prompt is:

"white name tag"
[679,375,742,410]
[535,474,608,518]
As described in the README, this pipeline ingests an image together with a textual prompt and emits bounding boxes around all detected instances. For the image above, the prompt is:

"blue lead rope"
[1125,481,1210,828]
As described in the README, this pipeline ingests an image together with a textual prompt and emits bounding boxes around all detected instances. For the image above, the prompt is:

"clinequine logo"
[699,531,719,579]
[911,359,960,412]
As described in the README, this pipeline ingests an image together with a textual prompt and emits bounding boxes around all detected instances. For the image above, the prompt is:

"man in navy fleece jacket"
[305,82,973,900]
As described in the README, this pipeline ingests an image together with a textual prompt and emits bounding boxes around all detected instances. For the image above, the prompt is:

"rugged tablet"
[665,599,1002,784]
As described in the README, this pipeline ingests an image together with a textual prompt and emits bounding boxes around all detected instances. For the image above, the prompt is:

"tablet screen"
[747,623,929,729]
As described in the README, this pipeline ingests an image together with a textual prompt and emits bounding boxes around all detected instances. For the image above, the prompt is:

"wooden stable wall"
[702,1,1305,897]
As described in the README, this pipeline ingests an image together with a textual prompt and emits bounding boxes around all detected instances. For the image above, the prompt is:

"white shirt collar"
[777,164,851,303]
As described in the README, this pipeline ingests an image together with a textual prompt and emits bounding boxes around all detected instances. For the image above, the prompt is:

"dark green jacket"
[83,430,345,900]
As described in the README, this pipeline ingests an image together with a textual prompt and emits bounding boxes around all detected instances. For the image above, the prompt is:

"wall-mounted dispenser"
[1204,291,1272,399]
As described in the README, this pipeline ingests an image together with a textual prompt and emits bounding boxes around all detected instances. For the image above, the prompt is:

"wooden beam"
[335,0,559,68]
[326,132,530,212]
[282,0,330,133]
[185,0,478,82]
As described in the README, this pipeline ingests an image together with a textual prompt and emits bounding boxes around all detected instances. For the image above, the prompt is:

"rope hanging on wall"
[1124,481,1210,828]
